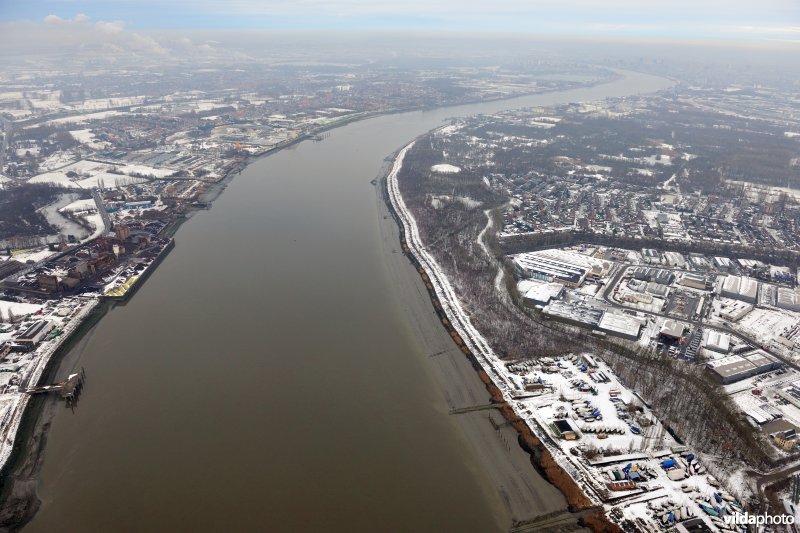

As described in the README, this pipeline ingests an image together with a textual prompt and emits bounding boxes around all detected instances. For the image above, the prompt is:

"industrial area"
[510,245,800,455]
[390,74,800,529]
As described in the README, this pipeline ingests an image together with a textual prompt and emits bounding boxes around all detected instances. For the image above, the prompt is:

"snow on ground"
[0,298,99,471]
[0,300,43,319]
[29,159,150,188]
[66,96,145,112]
[61,198,97,212]
[75,174,146,189]
[437,124,461,135]
[520,356,746,530]
[738,308,799,347]
[45,110,124,126]
[8,248,56,263]
[69,129,95,144]
[80,213,105,243]
[69,129,111,150]
[28,172,80,188]
[118,164,175,178]
[37,150,80,172]
[642,155,673,166]
[430,194,482,210]
[431,163,461,173]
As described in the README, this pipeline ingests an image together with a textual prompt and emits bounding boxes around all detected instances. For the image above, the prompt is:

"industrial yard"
[504,353,749,532]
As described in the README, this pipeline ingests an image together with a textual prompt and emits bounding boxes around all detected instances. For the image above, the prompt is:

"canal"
[25,70,671,532]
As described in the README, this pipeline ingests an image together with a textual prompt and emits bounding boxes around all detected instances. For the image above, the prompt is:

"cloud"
[95,20,126,34]
[43,14,66,25]
[2,14,180,60]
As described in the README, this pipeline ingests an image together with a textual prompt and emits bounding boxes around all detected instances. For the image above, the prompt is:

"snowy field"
[28,159,167,188]
[431,163,461,173]
[0,300,43,320]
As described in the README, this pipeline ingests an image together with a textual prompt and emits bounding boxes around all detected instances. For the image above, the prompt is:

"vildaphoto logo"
[723,512,796,526]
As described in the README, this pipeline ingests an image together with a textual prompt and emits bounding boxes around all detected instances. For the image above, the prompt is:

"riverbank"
[383,141,623,531]
[375,152,587,530]
[0,298,109,531]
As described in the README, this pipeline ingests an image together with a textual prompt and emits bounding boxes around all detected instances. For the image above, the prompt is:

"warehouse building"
[621,292,653,305]
[523,282,565,307]
[597,312,643,341]
[678,273,711,290]
[641,248,661,264]
[659,319,686,341]
[15,320,53,349]
[514,254,587,287]
[513,250,609,288]
[662,252,686,268]
[632,267,675,285]
[746,351,780,375]
[688,254,712,271]
[721,276,759,304]
[542,300,604,328]
[714,256,735,271]
[703,330,731,354]
[645,282,669,297]
[777,287,800,312]
[706,352,780,384]
[718,299,753,322]
[660,319,685,339]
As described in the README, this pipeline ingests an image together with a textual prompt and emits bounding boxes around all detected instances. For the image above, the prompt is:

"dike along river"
[24,70,671,532]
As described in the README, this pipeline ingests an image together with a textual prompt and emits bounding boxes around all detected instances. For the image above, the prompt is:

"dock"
[26,368,86,405]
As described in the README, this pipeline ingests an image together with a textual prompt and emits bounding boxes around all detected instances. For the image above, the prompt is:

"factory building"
[688,254,712,271]
[645,282,669,297]
[522,282,565,307]
[513,250,609,288]
[662,252,686,268]
[597,312,643,341]
[706,352,780,384]
[542,302,642,340]
[718,299,753,322]
[720,276,759,304]
[632,267,675,285]
[703,330,731,354]
[777,287,800,312]
[659,319,686,341]
[621,292,653,305]
[542,300,604,327]
[641,248,661,264]
[15,320,53,349]
[714,256,735,272]
[514,255,587,287]
[678,273,711,290]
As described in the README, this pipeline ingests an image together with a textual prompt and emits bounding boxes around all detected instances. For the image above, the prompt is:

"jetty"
[26,368,86,405]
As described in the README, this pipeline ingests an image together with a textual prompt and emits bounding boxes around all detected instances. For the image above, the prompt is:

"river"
[24,70,672,532]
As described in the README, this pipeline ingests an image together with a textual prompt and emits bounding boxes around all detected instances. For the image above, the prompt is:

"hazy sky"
[1,0,799,40]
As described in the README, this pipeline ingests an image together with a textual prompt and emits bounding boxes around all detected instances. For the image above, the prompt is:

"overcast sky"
[1,0,799,40]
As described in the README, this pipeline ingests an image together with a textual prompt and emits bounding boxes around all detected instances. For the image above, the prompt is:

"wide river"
[25,70,671,532]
